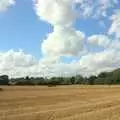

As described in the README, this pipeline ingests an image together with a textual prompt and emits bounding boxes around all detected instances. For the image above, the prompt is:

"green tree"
[88,75,97,85]
[0,75,9,85]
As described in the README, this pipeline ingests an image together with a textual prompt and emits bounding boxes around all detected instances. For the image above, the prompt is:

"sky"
[0,0,120,78]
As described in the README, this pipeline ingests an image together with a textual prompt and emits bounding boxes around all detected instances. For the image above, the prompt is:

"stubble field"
[1,85,120,120]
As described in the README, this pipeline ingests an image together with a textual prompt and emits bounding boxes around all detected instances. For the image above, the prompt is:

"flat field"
[1,85,120,120]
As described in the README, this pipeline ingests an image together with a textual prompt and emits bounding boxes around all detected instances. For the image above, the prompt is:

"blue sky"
[0,0,52,58]
[0,0,120,77]
[0,0,118,58]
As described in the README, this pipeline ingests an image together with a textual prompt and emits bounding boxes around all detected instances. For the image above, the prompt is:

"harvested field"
[1,85,120,120]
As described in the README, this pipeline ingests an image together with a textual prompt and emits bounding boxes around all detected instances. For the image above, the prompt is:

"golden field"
[1,85,120,120]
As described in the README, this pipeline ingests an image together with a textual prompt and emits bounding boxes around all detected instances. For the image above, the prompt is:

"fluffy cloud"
[41,26,85,57]
[75,0,119,18]
[34,0,77,26]
[0,0,119,78]
[80,49,120,74]
[0,0,15,12]
[108,10,120,39]
[88,35,110,47]
[0,50,37,77]
[33,0,120,78]
[109,40,120,50]
[34,0,119,22]
[34,0,86,58]
[0,48,120,78]
[34,0,119,59]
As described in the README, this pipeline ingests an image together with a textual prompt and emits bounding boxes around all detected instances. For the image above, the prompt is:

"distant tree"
[75,75,84,84]
[88,75,97,85]
[32,77,45,85]
[1,67,120,86]
[25,76,29,80]
[98,72,108,78]
[70,77,76,84]
[0,75,9,85]
[63,77,72,85]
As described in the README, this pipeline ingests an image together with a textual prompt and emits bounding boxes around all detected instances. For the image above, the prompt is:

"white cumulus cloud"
[88,34,110,47]
[0,50,37,77]
[108,10,120,39]
[34,0,119,23]
[34,0,86,58]
[79,49,120,76]
[0,0,119,78]
[41,26,85,57]
[34,0,77,26]
[0,0,15,12]
[0,48,120,78]
[74,0,118,18]
[33,0,120,78]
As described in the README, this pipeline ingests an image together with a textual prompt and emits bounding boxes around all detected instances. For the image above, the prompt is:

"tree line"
[0,68,120,86]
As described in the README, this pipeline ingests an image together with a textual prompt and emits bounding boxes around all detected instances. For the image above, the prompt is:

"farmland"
[1,86,120,120]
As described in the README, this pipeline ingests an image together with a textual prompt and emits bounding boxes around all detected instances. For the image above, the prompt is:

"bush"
[0,88,4,91]
[0,75,9,85]
[47,85,56,87]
